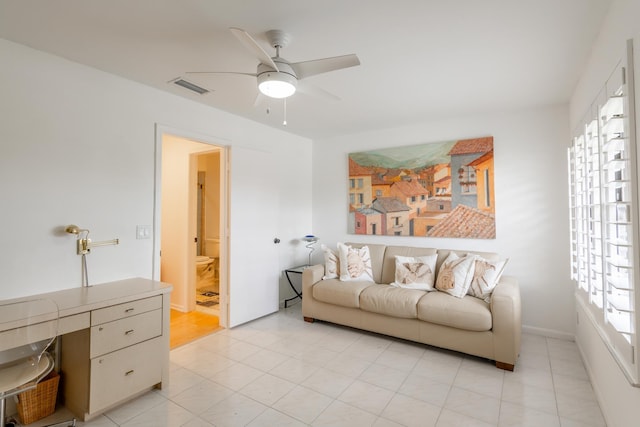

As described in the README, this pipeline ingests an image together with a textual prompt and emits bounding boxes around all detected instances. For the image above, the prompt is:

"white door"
[228,146,279,327]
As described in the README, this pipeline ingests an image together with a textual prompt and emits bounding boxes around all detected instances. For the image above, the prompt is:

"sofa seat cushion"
[359,285,426,318]
[312,279,374,308]
[417,291,492,331]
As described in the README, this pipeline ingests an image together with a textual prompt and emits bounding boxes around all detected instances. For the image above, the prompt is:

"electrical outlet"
[136,225,151,239]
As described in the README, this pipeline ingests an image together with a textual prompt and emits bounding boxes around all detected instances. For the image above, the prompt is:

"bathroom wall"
[198,151,221,257]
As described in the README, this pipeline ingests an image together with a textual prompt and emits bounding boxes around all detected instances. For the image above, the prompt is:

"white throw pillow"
[435,252,476,298]
[337,242,374,282]
[321,244,340,280]
[467,257,509,302]
[391,254,438,291]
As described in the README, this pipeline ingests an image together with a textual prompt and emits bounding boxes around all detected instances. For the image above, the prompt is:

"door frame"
[153,124,230,327]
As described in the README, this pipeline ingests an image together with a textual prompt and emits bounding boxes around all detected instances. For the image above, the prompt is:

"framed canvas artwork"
[348,136,495,239]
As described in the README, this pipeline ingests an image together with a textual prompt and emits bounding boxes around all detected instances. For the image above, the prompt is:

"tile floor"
[70,304,606,427]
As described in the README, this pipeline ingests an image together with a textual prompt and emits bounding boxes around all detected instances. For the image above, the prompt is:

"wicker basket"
[16,371,60,425]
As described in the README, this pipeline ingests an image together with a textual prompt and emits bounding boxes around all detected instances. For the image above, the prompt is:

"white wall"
[313,105,574,336]
[569,1,640,425]
[0,38,312,302]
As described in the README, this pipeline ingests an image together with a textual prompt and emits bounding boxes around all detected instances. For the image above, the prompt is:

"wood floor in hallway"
[169,309,223,349]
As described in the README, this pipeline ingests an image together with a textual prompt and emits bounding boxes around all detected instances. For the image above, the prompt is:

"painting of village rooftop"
[348,136,495,239]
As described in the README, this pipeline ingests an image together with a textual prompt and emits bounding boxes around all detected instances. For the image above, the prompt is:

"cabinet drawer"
[90,309,162,358]
[91,295,161,326]
[89,336,162,413]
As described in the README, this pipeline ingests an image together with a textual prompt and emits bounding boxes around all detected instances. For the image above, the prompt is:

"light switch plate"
[136,225,151,239]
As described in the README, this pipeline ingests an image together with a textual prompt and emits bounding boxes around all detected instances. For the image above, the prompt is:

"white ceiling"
[0,0,612,139]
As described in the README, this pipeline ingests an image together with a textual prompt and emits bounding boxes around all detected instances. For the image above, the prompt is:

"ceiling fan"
[187,27,360,101]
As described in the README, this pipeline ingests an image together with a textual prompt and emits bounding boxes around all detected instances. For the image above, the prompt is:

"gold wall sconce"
[65,224,120,287]
[65,224,119,255]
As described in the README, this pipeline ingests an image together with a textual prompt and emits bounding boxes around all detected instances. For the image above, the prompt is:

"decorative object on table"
[347,136,496,239]
[301,235,319,265]
[65,224,120,286]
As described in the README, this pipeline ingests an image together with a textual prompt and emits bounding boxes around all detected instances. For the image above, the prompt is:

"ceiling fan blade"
[185,71,256,77]
[253,92,265,107]
[291,54,360,79]
[296,80,341,102]
[229,27,279,71]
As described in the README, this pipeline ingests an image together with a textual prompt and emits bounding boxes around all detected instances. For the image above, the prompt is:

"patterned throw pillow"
[391,254,438,291]
[435,252,477,298]
[321,244,340,280]
[467,257,509,302]
[337,242,374,282]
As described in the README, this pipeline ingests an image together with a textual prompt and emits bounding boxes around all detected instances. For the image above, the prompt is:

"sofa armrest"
[490,275,521,367]
[302,264,324,294]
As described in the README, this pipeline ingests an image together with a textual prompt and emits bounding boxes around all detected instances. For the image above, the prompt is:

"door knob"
[273,238,281,244]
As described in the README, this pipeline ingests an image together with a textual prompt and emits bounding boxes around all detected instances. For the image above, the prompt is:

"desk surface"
[0,278,173,333]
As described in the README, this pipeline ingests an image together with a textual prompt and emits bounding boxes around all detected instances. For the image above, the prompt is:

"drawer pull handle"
[125,308,135,313]
[125,370,134,376]
[125,329,135,335]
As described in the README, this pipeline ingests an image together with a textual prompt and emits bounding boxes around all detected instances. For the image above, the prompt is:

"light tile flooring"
[65,304,606,427]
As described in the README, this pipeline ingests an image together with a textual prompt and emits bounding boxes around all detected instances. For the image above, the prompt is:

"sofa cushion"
[320,244,340,279]
[434,252,477,298]
[346,242,387,283]
[381,246,438,285]
[392,254,438,291]
[359,284,426,318]
[417,291,492,331]
[312,279,374,308]
[435,249,499,276]
[467,257,509,302]
[337,242,374,282]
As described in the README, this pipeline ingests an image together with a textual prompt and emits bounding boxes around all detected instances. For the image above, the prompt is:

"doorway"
[155,129,229,347]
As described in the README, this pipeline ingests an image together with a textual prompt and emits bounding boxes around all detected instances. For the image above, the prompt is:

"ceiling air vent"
[171,78,210,95]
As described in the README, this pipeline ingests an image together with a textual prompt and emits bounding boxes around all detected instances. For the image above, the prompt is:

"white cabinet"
[61,294,167,420]
[89,336,162,412]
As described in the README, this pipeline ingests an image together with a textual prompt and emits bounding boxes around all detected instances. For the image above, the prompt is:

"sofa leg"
[303,316,315,323]
[495,361,514,371]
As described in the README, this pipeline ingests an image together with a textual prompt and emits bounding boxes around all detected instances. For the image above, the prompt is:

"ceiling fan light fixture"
[258,71,297,99]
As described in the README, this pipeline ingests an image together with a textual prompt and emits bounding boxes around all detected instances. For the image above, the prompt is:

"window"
[349,179,355,189]
[458,166,477,194]
[568,40,639,385]
[358,193,364,203]
[357,178,363,188]
[411,196,416,202]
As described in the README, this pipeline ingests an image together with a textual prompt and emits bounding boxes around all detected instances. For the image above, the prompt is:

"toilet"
[196,256,213,276]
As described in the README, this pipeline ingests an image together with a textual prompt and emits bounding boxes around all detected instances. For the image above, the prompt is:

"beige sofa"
[302,243,521,370]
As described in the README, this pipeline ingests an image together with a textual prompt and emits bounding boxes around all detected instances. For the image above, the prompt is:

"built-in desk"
[0,278,172,421]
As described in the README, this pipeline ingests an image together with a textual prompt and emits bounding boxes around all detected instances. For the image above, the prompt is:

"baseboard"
[170,302,188,312]
[522,324,575,341]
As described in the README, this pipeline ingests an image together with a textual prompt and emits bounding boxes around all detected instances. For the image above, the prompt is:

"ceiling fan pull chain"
[283,98,287,126]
